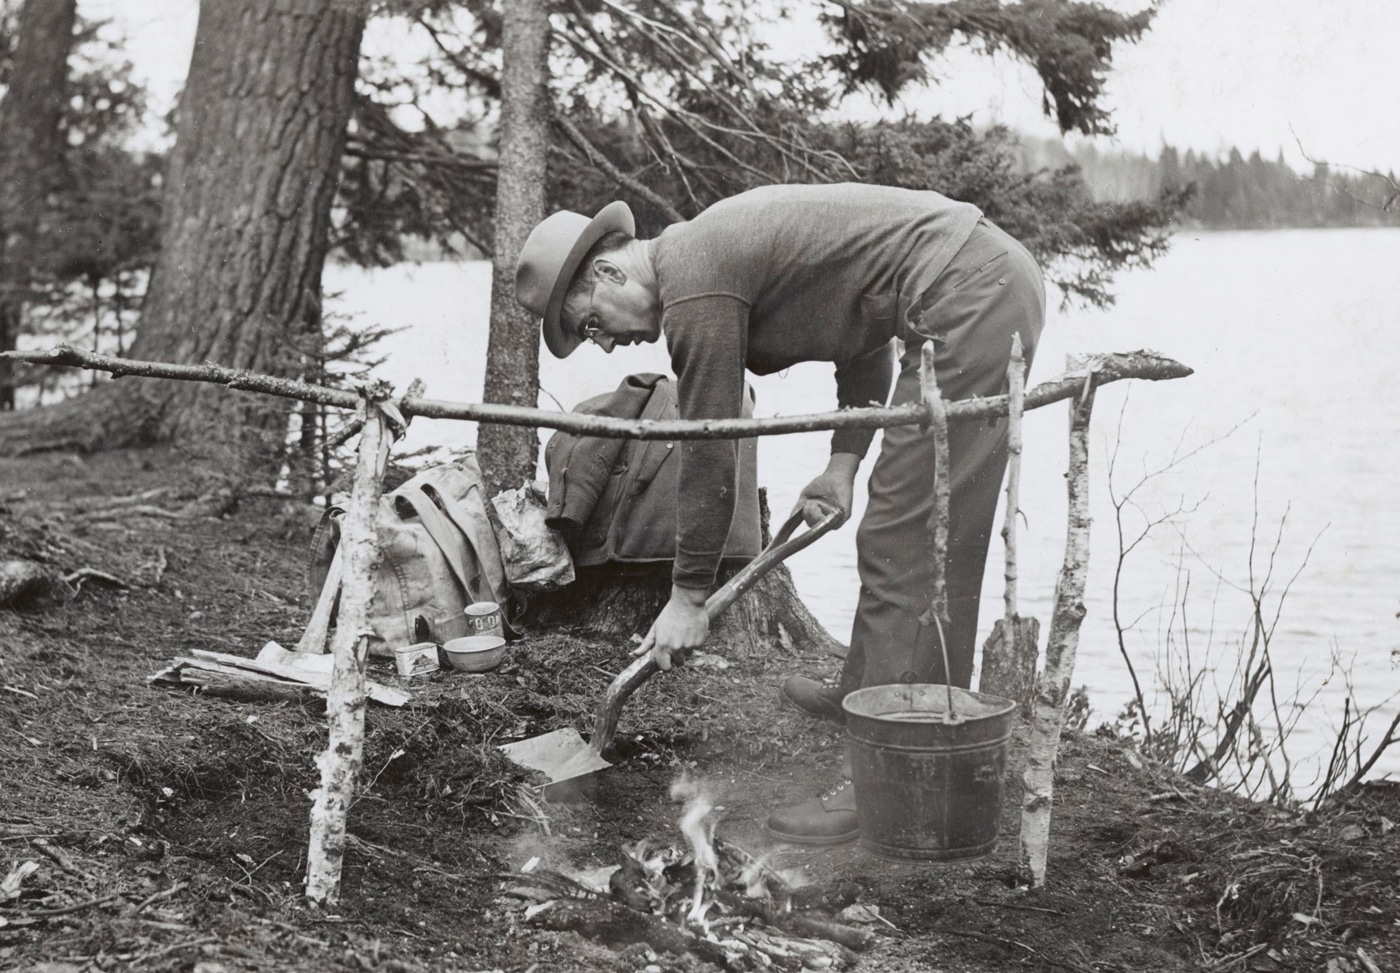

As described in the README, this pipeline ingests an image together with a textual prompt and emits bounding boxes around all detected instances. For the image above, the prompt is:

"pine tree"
[0,0,366,465]
[0,0,78,410]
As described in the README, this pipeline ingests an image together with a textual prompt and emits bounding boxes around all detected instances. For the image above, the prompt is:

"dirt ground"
[2,449,1397,973]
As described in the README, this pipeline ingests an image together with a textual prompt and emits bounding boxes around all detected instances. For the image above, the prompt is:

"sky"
[84,0,1400,174]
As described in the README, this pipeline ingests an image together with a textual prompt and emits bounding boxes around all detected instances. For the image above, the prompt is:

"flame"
[671,775,721,924]
[739,856,769,899]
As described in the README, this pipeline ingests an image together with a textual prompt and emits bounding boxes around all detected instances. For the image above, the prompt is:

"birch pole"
[305,384,392,905]
[1020,363,1096,888]
[914,342,958,712]
[917,342,950,635]
[979,334,1039,711]
[1003,334,1025,622]
[1,345,1192,442]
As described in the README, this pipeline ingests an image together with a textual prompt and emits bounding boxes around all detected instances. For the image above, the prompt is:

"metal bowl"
[442,635,507,673]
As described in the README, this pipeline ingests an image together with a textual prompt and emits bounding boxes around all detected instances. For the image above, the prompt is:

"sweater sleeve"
[831,339,895,457]
[663,293,751,590]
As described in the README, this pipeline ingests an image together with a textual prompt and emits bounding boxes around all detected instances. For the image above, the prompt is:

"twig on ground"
[125,937,221,965]
[0,893,120,918]
[1208,942,1269,969]
[1356,947,1382,973]
[971,898,1067,916]
[62,568,127,589]
[131,882,189,915]
[77,504,187,522]
[247,913,332,947]
[931,926,1081,970]
[30,838,79,874]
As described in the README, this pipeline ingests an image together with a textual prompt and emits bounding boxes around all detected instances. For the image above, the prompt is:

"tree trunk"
[0,0,365,464]
[0,0,77,411]
[478,0,550,496]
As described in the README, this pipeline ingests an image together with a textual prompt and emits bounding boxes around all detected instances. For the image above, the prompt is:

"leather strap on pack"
[393,483,482,604]
[423,474,509,606]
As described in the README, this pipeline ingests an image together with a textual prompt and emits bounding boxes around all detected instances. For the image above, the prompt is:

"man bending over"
[515,183,1045,845]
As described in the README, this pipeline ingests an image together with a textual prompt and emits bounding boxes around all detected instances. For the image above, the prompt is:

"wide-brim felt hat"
[515,201,636,359]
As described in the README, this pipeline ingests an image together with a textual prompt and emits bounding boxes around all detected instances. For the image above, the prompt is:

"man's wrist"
[670,583,710,608]
[827,452,861,477]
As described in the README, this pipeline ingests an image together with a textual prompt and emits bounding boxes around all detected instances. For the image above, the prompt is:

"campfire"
[503,777,881,970]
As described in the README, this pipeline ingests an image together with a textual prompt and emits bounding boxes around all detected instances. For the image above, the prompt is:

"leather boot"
[766,778,859,846]
[779,674,847,725]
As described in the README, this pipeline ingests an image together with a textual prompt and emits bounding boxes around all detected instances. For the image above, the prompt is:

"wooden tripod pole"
[1020,362,1097,888]
[305,386,393,905]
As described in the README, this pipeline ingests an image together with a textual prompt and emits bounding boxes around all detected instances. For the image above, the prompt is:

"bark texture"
[305,393,387,905]
[4,346,1192,444]
[980,334,1039,714]
[916,341,951,632]
[0,0,78,410]
[1020,371,1096,889]
[0,0,365,458]
[478,0,550,495]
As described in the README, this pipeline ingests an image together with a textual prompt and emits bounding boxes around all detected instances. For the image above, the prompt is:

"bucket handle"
[906,613,960,724]
[931,614,960,724]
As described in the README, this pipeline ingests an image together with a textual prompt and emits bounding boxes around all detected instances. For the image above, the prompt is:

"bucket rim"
[842,683,1016,723]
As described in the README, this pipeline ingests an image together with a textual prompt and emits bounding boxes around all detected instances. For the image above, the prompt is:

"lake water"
[325,227,1400,786]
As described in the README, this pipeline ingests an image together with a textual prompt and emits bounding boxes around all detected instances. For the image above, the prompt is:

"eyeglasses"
[579,314,606,346]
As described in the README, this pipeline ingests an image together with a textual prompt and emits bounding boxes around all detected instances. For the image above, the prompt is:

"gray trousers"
[841,219,1046,693]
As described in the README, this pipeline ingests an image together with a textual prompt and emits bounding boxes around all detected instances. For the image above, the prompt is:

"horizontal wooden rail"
[3,345,1191,441]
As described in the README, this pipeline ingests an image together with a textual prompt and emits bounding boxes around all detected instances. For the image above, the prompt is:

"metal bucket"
[843,684,1017,862]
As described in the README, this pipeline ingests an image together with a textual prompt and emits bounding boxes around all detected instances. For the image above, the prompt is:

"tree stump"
[979,614,1040,716]
[520,491,844,663]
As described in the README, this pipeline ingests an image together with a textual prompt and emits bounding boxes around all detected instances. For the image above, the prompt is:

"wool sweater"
[652,183,981,589]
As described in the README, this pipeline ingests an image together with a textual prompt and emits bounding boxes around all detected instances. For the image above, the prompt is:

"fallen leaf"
[840,903,883,924]
[524,900,556,921]
[0,861,40,902]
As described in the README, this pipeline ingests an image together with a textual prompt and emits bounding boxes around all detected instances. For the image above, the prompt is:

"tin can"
[464,601,504,640]
[394,641,441,678]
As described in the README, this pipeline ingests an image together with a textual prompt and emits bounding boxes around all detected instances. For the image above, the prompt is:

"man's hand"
[634,584,710,670]
[792,452,860,526]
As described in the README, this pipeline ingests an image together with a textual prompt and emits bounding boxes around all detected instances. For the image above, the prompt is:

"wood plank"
[187,649,409,707]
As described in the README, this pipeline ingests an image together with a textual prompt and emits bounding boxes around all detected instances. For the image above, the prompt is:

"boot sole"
[766,824,860,847]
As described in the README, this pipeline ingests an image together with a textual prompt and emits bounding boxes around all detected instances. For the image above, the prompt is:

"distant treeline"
[1017,138,1400,230]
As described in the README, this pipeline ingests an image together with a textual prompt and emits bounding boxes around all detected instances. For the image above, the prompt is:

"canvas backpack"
[542,373,762,569]
[302,455,511,659]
